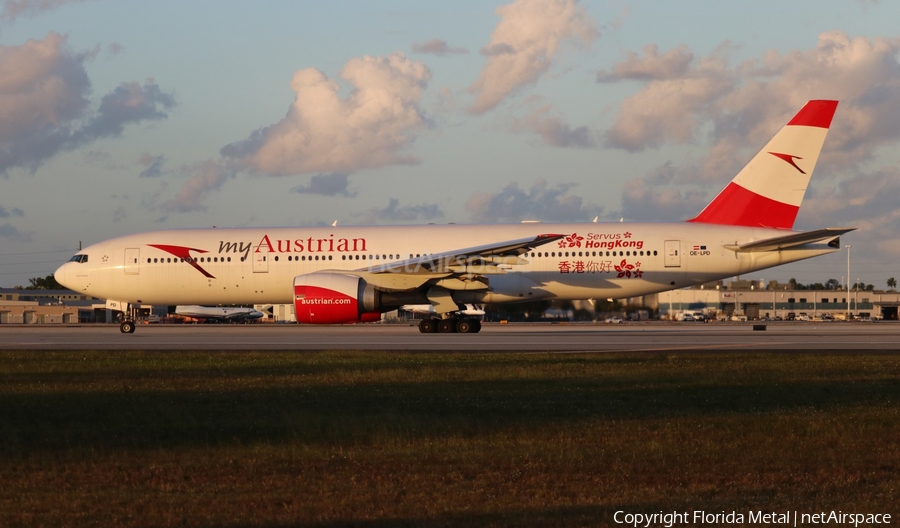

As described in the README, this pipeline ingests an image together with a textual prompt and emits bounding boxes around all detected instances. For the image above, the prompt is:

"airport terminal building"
[655,280,900,321]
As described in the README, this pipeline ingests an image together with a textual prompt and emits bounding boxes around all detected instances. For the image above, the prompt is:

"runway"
[2,322,899,351]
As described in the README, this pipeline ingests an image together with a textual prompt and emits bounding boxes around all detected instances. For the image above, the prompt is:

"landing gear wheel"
[418,318,438,333]
[472,319,482,333]
[120,320,136,334]
[456,319,473,333]
[437,319,456,333]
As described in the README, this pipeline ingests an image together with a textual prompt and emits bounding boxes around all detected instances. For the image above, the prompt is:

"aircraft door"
[253,253,268,273]
[124,248,140,275]
[664,240,681,268]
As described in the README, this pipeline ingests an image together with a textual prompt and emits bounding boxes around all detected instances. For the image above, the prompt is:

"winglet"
[688,100,838,229]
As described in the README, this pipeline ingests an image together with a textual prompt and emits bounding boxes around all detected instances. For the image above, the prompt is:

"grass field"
[1,350,898,527]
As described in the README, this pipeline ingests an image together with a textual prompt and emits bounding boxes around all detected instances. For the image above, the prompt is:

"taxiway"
[2,322,898,352]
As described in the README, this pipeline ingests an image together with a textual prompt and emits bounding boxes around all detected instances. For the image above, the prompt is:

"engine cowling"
[293,272,381,324]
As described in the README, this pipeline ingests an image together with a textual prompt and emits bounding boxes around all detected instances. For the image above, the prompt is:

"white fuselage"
[55,222,837,307]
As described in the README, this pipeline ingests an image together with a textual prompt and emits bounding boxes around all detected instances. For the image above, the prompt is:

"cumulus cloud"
[222,52,431,176]
[0,223,30,242]
[465,178,599,222]
[469,0,598,114]
[598,30,900,273]
[797,167,900,272]
[137,152,166,178]
[411,39,468,56]
[601,32,900,180]
[75,80,175,141]
[596,44,693,82]
[0,33,175,176]
[0,205,24,217]
[619,162,709,222]
[0,0,87,23]
[511,102,596,148]
[357,197,443,224]
[291,172,356,197]
[112,206,126,223]
[161,160,236,213]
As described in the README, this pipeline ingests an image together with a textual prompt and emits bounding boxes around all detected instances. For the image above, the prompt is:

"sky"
[2,0,900,289]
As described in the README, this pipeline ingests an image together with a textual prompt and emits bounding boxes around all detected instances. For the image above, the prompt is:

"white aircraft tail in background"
[56,100,853,334]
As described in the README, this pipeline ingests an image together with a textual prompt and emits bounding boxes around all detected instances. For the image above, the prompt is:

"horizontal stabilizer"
[724,228,855,253]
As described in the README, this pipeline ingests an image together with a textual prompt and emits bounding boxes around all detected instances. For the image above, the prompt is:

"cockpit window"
[68,254,88,263]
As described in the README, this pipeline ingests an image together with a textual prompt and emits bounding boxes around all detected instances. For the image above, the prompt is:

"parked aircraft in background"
[55,100,852,334]
[174,305,264,323]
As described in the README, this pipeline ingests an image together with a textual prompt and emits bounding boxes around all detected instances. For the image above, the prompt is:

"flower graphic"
[562,232,583,248]
[614,259,643,278]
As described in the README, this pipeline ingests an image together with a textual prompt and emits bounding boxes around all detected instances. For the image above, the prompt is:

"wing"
[341,233,566,292]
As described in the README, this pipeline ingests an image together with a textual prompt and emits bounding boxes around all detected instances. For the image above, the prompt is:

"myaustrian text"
[614,510,891,527]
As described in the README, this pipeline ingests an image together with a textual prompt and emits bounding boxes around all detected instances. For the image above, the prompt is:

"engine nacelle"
[293,272,381,324]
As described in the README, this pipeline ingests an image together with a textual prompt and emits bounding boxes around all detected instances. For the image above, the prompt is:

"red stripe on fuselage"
[687,182,799,229]
[786,100,838,129]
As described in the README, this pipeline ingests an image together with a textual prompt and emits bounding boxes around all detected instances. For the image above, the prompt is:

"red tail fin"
[688,100,837,229]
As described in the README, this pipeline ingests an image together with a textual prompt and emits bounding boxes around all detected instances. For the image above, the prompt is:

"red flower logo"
[614,259,643,279]
[558,232,584,248]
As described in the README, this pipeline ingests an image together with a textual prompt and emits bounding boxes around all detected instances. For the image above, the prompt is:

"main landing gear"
[418,317,482,334]
[117,304,138,333]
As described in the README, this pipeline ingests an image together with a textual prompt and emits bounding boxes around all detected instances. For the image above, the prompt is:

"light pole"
[846,245,852,319]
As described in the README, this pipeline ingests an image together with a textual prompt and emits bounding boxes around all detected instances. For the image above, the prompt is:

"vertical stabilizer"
[688,100,838,229]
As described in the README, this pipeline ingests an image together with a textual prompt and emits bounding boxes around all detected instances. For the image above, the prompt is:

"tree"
[22,274,64,290]
[888,277,897,291]
[825,278,841,290]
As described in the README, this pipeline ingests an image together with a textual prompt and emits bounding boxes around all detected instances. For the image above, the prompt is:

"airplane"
[55,100,853,335]
[174,305,265,323]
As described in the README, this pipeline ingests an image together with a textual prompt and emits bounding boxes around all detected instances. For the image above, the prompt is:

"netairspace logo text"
[614,510,892,527]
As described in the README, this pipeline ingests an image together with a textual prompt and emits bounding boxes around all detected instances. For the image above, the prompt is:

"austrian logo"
[148,244,215,278]
[769,152,806,174]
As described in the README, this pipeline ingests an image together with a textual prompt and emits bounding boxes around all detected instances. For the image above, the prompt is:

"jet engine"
[293,272,381,324]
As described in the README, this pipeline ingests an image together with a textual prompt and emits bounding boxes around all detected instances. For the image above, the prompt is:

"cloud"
[600,32,900,181]
[161,160,236,213]
[0,205,24,217]
[511,102,596,148]
[411,39,468,56]
[74,80,175,141]
[596,44,693,82]
[0,0,87,23]
[0,223,30,242]
[222,52,431,176]
[0,33,176,176]
[468,0,598,114]
[112,206,126,223]
[799,167,900,267]
[619,162,709,222]
[465,178,600,222]
[357,198,443,224]
[291,172,356,197]
[137,152,166,178]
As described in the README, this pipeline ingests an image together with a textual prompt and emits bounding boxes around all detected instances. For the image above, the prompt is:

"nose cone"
[54,262,73,290]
